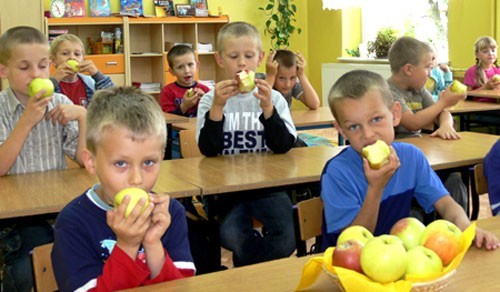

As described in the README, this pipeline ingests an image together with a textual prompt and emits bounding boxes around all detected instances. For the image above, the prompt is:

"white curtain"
[322,0,364,10]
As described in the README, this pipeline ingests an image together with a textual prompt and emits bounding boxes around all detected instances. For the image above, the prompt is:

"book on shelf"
[154,0,174,17]
[64,0,86,17]
[121,0,143,17]
[89,0,111,17]
[132,82,162,92]
[197,42,213,53]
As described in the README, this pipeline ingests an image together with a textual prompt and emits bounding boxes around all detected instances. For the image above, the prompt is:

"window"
[361,0,449,61]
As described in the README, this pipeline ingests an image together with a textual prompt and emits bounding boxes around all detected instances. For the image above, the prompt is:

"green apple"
[337,225,374,246]
[332,239,364,274]
[28,78,54,98]
[390,217,426,250]
[405,246,443,278]
[236,69,256,93]
[362,140,390,169]
[187,88,196,97]
[492,74,500,82]
[450,80,467,94]
[361,235,408,283]
[113,187,150,217]
[66,59,79,72]
[420,219,463,266]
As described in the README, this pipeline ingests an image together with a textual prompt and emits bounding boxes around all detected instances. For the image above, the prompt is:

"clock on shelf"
[50,0,66,18]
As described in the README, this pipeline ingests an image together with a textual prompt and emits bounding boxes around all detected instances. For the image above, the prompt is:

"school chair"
[31,243,58,292]
[470,163,489,220]
[179,129,202,158]
[294,197,323,257]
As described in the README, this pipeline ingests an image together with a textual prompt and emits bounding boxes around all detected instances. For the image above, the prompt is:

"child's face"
[82,126,164,206]
[0,43,51,99]
[409,52,433,90]
[334,90,401,154]
[274,66,297,96]
[215,36,265,78]
[169,53,198,87]
[476,46,497,67]
[52,40,84,67]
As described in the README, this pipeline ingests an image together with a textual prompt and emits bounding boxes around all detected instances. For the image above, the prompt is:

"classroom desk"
[466,89,500,100]
[447,100,500,131]
[0,164,200,220]
[164,113,190,159]
[398,131,499,171]
[122,215,500,292]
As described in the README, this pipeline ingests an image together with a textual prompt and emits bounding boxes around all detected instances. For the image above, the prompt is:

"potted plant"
[259,0,301,49]
[368,27,398,58]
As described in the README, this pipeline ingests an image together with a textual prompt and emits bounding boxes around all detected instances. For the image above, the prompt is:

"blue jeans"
[0,220,53,292]
[219,191,295,267]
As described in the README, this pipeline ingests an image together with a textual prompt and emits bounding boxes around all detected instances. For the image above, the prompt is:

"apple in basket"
[337,225,374,246]
[405,245,443,278]
[331,239,364,274]
[420,219,463,266]
[362,140,390,169]
[114,187,150,217]
[361,235,408,283]
[390,217,426,250]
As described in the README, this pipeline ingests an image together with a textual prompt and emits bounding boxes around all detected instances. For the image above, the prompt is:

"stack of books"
[132,82,162,93]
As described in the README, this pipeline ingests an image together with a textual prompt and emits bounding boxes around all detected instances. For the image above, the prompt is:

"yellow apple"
[362,140,390,169]
[337,225,374,246]
[492,74,500,82]
[390,217,426,250]
[28,78,54,98]
[66,59,79,72]
[187,88,196,97]
[236,69,256,93]
[361,235,408,283]
[450,80,467,94]
[405,245,443,278]
[113,187,150,217]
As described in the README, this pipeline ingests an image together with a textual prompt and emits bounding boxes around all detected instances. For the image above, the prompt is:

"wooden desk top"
[0,165,200,219]
[162,146,345,195]
[290,107,334,128]
[123,216,500,292]
[466,89,500,99]
[398,131,499,171]
[164,113,189,124]
[447,100,500,114]
[172,107,335,132]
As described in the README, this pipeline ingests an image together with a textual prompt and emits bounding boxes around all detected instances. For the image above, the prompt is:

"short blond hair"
[216,21,262,53]
[86,87,166,154]
[50,33,85,57]
[0,26,48,65]
[328,70,394,122]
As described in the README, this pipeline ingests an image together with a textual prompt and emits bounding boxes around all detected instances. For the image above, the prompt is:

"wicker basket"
[322,266,456,292]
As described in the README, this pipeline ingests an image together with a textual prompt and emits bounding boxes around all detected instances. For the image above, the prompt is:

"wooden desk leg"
[164,124,172,160]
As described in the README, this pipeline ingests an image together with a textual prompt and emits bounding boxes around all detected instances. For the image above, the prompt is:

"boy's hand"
[474,226,500,250]
[438,87,466,107]
[107,195,154,257]
[254,79,274,118]
[363,146,400,191]
[143,194,171,247]
[46,104,86,126]
[52,62,76,82]
[266,50,278,78]
[296,51,306,77]
[213,79,238,107]
[430,124,461,140]
[78,60,99,76]
[21,94,53,127]
[181,88,201,111]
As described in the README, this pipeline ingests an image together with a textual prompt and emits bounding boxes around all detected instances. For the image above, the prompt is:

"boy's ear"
[214,51,224,68]
[81,149,97,175]
[333,121,348,143]
[0,63,8,79]
[391,101,402,126]
[403,63,413,76]
[257,50,266,67]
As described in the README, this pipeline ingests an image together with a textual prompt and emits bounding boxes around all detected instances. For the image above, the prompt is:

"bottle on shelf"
[115,27,123,54]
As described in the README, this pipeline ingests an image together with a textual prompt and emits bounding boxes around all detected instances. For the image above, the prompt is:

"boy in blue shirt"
[320,69,499,251]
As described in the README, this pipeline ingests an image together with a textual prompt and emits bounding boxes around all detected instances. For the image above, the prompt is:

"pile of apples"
[331,218,464,284]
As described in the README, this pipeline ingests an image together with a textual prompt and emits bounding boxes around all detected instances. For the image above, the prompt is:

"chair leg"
[293,206,307,257]
[470,168,480,220]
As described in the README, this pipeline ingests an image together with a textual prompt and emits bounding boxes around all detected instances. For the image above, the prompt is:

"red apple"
[337,225,373,246]
[419,219,463,266]
[405,246,443,278]
[28,78,54,98]
[236,69,256,93]
[390,217,426,250]
[361,235,408,283]
[114,187,150,217]
[332,239,363,274]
